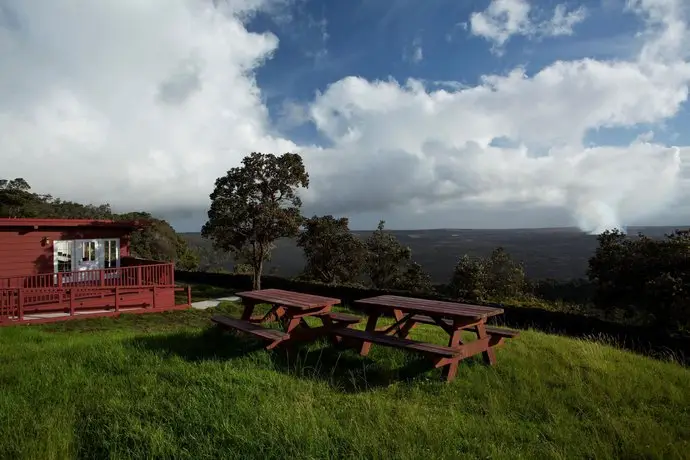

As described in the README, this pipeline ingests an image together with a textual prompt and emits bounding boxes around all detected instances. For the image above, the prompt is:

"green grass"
[174,283,237,304]
[1,303,689,459]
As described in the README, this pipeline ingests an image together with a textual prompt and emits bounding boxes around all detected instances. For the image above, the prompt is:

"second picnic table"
[211,288,361,349]
[336,294,518,382]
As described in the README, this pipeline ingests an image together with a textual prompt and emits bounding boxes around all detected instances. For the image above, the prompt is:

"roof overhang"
[0,218,144,230]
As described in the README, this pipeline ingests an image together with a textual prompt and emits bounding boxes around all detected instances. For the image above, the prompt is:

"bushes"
[449,248,526,302]
[588,229,690,331]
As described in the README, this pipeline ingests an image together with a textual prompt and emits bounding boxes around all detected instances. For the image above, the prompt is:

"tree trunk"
[252,256,263,290]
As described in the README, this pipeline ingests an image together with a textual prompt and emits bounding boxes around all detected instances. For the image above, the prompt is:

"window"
[103,239,119,269]
[82,241,96,262]
[54,241,73,273]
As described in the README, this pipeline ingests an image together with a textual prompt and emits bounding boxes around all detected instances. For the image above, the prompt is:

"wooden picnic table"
[336,294,518,382]
[211,289,360,349]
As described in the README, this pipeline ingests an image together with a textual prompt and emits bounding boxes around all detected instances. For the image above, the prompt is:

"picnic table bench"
[338,295,519,382]
[211,289,360,349]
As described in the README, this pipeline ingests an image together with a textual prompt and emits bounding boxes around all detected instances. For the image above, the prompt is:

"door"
[74,240,101,283]
[54,240,103,284]
[75,240,100,271]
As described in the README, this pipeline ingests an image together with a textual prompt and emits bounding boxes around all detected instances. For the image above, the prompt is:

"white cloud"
[0,0,296,211]
[301,0,690,232]
[403,36,423,64]
[0,0,689,234]
[469,0,587,52]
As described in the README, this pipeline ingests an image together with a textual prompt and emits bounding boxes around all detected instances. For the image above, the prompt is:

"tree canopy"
[0,178,198,270]
[362,220,432,292]
[588,229,690,330]
[449,247,525,301]
[201,152,309,289]
[297,215,366,285]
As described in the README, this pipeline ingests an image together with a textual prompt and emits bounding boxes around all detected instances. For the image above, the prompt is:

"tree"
[396,261,434,293]
[115,212,200,271]
[297,215,366,284]
[0,178,45,217]
[588,229,690,330]
[232,244,273,276]
[449,254,488,301]
[364,220,428,290]
[448,248,525,301]
[485,247,526,298]
[201,152,309,290]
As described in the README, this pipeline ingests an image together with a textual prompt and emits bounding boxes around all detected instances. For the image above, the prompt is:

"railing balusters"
[18,289,24,321]
[0,261,175,322]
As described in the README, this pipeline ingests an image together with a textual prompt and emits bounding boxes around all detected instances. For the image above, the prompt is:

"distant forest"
[183,226,684,282]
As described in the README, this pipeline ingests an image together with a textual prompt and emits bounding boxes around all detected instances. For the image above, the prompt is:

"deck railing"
[0,284,191,323]
[0,262,175,308]
[0,262,175,289]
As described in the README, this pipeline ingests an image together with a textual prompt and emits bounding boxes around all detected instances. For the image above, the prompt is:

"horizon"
[176,223,690,234]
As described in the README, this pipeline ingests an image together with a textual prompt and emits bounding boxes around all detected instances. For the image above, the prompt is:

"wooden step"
[336,328,458,358]
[211,315,288,342]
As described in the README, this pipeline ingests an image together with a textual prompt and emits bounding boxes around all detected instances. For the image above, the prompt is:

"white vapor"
[0,0,689,234]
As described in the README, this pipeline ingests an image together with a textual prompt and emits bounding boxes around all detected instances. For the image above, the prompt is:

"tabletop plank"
[235,289,341,310]
[355,295,503,319]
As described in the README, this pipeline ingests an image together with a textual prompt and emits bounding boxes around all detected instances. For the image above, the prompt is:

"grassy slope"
[0,304,689,460]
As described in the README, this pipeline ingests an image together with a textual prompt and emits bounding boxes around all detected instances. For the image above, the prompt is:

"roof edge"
[0,218,143,229]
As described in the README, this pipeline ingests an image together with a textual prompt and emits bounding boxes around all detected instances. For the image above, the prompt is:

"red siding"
[0,228,132,280]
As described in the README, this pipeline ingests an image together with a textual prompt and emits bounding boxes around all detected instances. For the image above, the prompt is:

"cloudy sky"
[1,0,690,232]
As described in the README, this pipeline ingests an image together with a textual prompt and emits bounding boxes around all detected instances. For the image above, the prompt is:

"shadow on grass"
[270,341,442,392]
[130,327,443,393]
[131,327,265,362]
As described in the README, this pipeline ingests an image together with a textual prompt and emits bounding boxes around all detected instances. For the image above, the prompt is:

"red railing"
[0,262,175,309]
[0,285,191,323]
[0,262,174,289]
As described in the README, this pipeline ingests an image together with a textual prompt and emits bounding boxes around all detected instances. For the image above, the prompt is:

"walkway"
[190,296,241,310]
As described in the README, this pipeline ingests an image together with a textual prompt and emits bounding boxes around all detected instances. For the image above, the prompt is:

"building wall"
[0,227,132,280]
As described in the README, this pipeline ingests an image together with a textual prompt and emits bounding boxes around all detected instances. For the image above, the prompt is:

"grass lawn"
[1,302,689,460]
[174,283,237,303]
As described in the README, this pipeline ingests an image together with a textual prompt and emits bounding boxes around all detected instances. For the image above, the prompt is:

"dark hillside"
[183,226,687,282]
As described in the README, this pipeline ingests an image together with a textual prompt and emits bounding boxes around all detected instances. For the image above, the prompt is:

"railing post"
[187,285,192,306]
[115,287,120,312]
[100,270,105,287]
[136,266,142,287]
[69,289,75,316]
[18,289,24,321]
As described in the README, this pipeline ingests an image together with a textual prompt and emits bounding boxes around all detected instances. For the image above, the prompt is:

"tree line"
[201,152,690,333]
[0,178,199,270]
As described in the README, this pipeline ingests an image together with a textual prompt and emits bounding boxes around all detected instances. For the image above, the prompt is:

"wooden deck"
[0,262,191,325]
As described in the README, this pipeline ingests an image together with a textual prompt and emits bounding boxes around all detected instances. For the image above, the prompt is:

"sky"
[1,0,690,233]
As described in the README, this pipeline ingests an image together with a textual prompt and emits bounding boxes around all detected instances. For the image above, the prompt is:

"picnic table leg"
[359,312,381,356]
[475,322,497,365]
[392,308,417,338]
[442,328,463,382]
[284,317,302,333]
[240,301,256,321]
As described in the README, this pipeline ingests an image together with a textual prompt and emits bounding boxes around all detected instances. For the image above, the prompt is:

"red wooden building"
[0,218,191,324]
